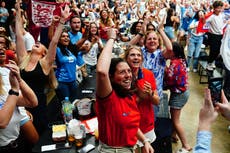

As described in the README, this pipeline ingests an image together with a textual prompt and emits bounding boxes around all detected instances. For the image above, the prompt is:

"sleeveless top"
[165,15,174,27]
[20,62,49,94]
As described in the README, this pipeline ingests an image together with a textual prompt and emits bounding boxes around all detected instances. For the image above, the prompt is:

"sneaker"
[187,68,190,72]
[176,148,192,153]
[211,63,216,68]
[193,69,198,73]
[206,63,214,71]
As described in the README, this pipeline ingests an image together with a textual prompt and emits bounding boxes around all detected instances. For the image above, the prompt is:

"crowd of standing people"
[0,0,230,153]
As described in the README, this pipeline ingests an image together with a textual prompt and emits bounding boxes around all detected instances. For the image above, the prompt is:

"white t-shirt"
[0,67,26,146]
[206,12,227,35]
[83,40,101,66]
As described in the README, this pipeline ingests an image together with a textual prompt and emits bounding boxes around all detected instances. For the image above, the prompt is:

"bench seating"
[198,60,223,84]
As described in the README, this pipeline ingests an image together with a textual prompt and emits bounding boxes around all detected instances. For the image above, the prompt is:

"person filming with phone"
[194,88,230,153]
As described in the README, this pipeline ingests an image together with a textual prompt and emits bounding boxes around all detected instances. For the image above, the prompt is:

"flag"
[197,11,213,33]
[31,0,60,27]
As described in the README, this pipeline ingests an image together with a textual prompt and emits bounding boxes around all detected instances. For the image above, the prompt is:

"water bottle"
[62,97,74,124]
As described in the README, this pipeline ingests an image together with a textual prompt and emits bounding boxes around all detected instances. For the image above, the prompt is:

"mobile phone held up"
[208,77,223,105]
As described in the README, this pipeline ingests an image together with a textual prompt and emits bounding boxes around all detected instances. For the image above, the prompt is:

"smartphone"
[78,144,95,153]
[208,77,223,105]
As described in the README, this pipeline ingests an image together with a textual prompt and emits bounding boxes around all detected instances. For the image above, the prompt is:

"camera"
[208,77,223,105]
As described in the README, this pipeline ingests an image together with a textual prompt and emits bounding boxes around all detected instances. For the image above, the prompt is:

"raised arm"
[41,5,71,73]
[158,15,173,59]
[15,1,27,64]
[194,88,218,153]
[129,18,147,45]
[96,29,117,98]
[5,60,38,108]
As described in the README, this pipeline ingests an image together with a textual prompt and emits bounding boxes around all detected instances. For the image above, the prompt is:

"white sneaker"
[211,63,216,68]
[206,63,214,71]
[193,69,198,73]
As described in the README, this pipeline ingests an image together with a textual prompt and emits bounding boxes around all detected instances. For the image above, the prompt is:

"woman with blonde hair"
[124,45,159,153]
[15,2,71,134]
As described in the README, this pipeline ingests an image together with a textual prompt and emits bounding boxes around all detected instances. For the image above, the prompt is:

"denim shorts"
[164,26,175,39]
[169,90,189,109]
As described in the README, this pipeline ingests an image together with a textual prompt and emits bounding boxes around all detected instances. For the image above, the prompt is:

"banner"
[31,0,59,27]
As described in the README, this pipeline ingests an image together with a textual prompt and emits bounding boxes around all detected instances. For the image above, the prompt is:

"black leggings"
[207,32,223,63]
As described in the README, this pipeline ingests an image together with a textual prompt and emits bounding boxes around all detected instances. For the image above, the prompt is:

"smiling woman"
[95,28,154,153]
[55,30,79,102]
[0,35,16,64]
[15,2,71,135]
[124,45,159,152]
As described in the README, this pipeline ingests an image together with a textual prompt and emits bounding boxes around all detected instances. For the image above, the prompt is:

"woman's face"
[147,25,155,31]
[126,48,143,70]
[90,23,98,35]
[0,37,6,50]
[32,42,47,56]
[214,6,223,15]
[112,62,132,90]
[145,32,159,52]
[109,12,115,19]
[59,32,70,46]
[198,11,204,19]
[136,22,142,33]
[101,10,108,19]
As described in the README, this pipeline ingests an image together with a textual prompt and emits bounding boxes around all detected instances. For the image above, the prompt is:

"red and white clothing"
[136,68,157,133]
[96,91,140,147]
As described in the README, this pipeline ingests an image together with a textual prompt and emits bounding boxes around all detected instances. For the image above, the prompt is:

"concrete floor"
[172,71,230,153]
[47,66,230,152]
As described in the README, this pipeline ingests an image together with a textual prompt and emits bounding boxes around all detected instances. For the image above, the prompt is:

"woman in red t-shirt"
[124,45,159,153]
[96,29,153,153]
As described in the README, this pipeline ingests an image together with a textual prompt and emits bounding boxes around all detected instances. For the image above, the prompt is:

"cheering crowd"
[1,0,230,153]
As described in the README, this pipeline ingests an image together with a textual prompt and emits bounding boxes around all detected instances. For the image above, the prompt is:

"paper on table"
[41,144,56,152]
[81,117,98,134]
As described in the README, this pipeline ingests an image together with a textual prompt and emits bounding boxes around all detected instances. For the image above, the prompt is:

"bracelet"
[143,138,151,144]
[138,32,144,37]
[8,89,19,96]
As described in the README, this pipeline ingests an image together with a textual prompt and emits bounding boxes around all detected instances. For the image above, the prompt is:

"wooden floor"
[172,71,230,153]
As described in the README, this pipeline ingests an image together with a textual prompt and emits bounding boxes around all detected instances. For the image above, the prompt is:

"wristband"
[8,89,19,96]
[143,138,151,144]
